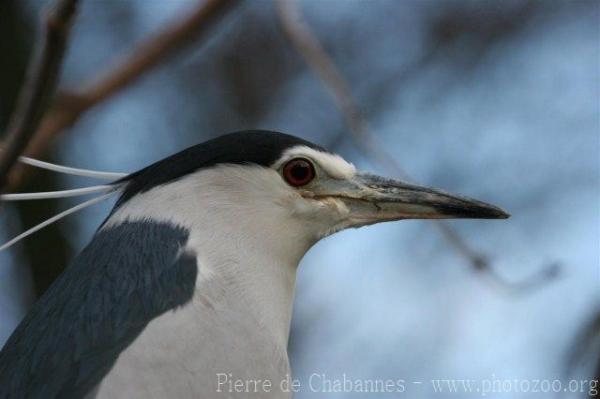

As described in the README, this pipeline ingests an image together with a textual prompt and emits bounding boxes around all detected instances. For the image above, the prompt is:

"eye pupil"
[283,158,315,186]
[291,163,308,179]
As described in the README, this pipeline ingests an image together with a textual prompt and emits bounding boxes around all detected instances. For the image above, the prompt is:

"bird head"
[269,144,509,239]
[108,131,508,253]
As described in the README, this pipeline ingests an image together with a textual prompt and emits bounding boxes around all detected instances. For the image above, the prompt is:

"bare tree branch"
[6,0,240,191]
[274,0,558,293]
[80,0,239,108]
[0,0,80,191]
[274,0,409,180]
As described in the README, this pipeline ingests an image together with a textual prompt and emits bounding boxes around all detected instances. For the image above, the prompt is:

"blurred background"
[0,0,598,397]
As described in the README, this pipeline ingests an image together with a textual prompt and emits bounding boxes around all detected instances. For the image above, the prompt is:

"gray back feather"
[0,221,198,399]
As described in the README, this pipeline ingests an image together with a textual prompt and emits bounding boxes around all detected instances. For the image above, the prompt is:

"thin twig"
[274,0,408,180]
[6,0,240,191]
[0,0,80,191]
[275,0,558,293]
[564,308,600,397]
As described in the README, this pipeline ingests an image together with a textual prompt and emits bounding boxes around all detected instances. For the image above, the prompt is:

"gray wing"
[0,221,198,399]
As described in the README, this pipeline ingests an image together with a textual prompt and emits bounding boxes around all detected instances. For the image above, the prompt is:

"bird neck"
[186,211,310,349]
[193,235,300,348]
[105,167,317,350]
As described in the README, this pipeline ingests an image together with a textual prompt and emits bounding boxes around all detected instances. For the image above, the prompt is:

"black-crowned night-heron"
[0,130,508,398]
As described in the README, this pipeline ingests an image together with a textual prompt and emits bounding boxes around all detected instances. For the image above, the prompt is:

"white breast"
[95,258,294,399]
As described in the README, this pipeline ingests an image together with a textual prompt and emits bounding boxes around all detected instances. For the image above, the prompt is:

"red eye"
[282,158,315,187]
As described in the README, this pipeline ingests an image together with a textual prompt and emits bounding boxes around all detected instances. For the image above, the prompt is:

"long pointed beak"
[331,173,509,225]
